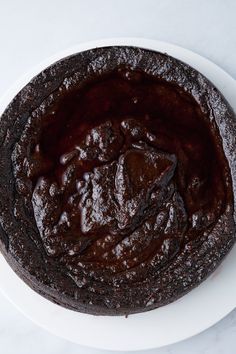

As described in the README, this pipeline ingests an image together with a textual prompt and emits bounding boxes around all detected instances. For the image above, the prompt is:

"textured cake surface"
[0,46,235,315]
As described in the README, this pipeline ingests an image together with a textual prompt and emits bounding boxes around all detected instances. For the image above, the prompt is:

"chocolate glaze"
[0,47,235,315]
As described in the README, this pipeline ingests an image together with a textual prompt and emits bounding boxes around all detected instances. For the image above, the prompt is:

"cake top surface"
[0,46,235,315]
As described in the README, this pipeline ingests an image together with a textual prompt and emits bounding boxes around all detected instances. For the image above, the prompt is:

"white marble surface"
[0,0,236,353]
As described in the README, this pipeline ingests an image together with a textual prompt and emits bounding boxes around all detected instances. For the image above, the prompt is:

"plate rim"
[0,37,236,351]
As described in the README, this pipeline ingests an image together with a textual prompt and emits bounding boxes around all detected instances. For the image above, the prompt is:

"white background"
[0,0,236,353]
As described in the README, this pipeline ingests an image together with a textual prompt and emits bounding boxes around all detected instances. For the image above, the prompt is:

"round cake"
[0,46,235,315]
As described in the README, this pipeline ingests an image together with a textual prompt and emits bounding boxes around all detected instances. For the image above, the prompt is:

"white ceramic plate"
[0,38,236,351]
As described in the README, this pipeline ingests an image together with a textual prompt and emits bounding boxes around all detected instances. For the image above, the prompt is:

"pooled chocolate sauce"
[30,67,226,273]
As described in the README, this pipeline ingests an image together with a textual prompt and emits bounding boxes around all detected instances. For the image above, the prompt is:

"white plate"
[0,38,236,351]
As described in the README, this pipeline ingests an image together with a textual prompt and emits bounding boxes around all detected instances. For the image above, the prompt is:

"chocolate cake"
[0,46,235,315]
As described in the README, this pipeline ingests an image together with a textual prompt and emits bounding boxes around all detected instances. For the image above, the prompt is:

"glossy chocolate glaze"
[0,47,235,315]
[30,67,227,273]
